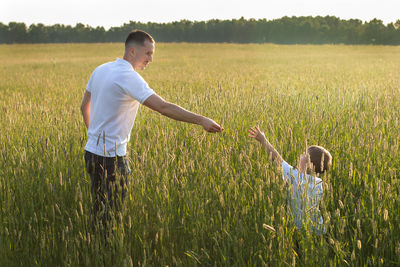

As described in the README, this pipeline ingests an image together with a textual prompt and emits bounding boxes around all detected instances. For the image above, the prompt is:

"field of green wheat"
[0,43,399,266]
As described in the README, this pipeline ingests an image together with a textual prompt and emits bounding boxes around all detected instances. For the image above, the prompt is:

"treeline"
[1,16,400,45]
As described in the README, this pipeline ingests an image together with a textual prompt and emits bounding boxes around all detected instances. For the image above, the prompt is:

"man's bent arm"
[80,90,91,129]
[143,94,223,133]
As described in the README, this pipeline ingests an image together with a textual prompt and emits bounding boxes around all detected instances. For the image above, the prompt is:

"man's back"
[85,58,154,156]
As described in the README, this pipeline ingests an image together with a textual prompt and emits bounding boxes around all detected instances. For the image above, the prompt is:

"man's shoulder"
[121,69,147,86]
[98,60,144,80]
[91,61,114,74]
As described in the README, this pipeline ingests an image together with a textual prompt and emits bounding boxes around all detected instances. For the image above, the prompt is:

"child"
[248,126,332,234]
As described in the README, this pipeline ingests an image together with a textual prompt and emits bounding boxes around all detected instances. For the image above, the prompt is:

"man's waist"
[85,138,127,157]
[85,150,126,160]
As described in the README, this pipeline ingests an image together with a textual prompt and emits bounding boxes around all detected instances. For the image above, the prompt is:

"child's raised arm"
[248,126,283,167]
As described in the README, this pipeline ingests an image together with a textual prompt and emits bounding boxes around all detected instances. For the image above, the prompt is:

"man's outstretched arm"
[80,90,91,129]
[248,126,283,166]
[143,93,223,133]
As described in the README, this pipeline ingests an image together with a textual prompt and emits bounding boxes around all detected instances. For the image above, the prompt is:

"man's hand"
[248,125,267,143]
[200,117,224,133]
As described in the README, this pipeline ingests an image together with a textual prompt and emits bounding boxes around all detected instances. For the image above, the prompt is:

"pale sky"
[2,0,399,29]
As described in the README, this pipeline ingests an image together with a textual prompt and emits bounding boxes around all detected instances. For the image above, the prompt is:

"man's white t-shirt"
[85,58,154,157]
[281,160,325,233]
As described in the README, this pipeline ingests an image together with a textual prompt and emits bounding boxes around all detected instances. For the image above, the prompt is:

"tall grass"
[0,43,399,266]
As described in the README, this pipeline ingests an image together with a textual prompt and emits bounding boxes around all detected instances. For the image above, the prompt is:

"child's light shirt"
[281,160,325,234]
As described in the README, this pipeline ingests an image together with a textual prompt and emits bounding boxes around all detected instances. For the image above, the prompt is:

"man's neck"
[122,56,136,70]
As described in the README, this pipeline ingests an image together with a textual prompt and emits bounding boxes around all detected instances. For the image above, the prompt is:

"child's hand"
[248,126,266,143]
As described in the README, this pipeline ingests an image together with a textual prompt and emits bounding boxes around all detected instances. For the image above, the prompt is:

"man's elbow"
[80,91,91,114]
[80,103,86,114]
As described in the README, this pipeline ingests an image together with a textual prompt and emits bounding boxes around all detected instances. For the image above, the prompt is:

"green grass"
[0,43,399,266]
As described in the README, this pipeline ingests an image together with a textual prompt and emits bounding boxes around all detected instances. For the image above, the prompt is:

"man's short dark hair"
[307,145,332,175]
[125,30,154,48]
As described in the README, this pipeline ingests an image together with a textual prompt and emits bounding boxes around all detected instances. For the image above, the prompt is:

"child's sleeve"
[281,160,294,185]
[312,178,324,202]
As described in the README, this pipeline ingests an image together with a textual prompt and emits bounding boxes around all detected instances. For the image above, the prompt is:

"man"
[80,30,223,224]
[248,125,332,234]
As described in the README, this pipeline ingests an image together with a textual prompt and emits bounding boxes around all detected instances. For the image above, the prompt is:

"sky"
[2,0,399,29]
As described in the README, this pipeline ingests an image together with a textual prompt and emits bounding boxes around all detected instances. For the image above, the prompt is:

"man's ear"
[127,45,136,58]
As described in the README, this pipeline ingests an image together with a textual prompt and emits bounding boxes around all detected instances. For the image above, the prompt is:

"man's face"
[132,40,155,70]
